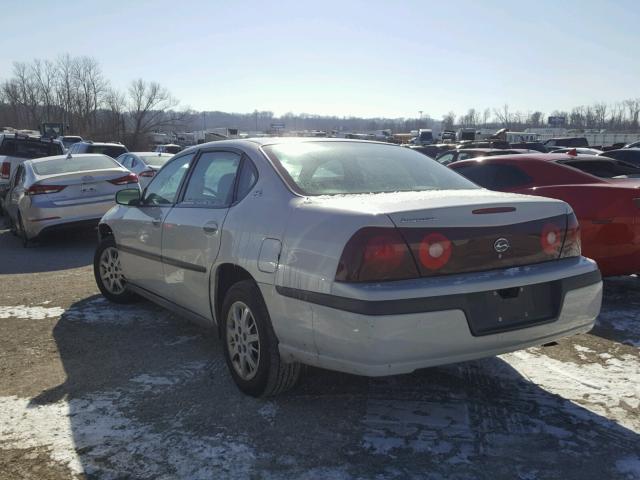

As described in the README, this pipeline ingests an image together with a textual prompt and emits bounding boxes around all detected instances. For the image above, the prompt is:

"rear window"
[87,145,128,158]
[562,160,640,178]
[32,156,119,176]
[142,155,172,167]
[453,163,532,190]
[0,138,63,159]
[263,141,477,195]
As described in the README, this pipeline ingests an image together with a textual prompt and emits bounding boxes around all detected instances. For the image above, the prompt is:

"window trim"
[139,151,197,207]
[173,147,257,210]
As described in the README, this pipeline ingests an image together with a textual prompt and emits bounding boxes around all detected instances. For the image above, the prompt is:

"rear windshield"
[263,141,477,195]
[32,156,119,176]
[142,155,172,167]
[562,160,640,178]
[0,138,63,159]
[87,145,128,158]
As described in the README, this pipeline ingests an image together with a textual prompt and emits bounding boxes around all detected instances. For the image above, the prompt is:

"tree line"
[2,54,639,148]
[0,54,183,149]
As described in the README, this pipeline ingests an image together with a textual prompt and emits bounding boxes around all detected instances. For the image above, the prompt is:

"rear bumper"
[271,257,602,377]
[22,200,114,238]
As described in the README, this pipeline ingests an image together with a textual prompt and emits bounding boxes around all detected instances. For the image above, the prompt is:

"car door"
[116,152,195,294]
[160,150,243,318]
[6,164,26,221]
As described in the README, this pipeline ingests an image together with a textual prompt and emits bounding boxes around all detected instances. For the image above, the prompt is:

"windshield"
[32,155,119,176]
[142,155,172,167]
[87,145,128,158]
[263,141,477,195]
[0,138,63,159]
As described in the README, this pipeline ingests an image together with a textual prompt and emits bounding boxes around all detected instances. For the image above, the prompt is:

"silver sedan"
[116,152,173,188]
[5,153,139,246]
[94,138,602,397]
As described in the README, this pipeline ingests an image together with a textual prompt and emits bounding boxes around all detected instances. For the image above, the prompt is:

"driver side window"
[143,153,194,205]
[181,151,241,207]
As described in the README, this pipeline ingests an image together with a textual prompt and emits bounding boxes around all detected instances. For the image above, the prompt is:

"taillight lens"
[418,232,452,271]
[541,222,562,255]
[335,227,419,282]
[139,170,155,178]
[560,212,581,258]
[1,162,10,179]
[108,173,139,185]
[26,184,66,195]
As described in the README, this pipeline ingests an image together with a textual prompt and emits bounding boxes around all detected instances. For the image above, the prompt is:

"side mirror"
[116,188,141,206]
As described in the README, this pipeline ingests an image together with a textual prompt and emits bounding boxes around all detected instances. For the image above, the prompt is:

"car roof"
[79,141,126,147]
[26,153,114,165]
[129,151,173,156]
[177,137,399,156]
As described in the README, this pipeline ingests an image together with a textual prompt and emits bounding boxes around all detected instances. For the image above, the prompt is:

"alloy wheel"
[99,247,126,295]
[226,301,261,380]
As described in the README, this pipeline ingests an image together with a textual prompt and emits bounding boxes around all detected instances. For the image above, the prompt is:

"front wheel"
[93,236,138,304]
[221,280,302,397]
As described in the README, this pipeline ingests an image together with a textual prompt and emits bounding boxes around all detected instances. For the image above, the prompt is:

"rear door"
[160,150,244,318]
[116,152,195,294]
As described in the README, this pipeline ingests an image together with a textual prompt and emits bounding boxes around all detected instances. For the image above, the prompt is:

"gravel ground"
[0,224,638,480]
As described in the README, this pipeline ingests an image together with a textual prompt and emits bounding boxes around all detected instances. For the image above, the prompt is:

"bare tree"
[493,104,511,128]
[127,79,181,149]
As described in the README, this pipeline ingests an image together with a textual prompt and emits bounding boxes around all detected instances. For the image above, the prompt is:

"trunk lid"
[33,169,134,204]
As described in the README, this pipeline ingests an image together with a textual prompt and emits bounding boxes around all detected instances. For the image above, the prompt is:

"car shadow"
[0,225,96,274]
[590,276,640,347]
[27,294,640,479]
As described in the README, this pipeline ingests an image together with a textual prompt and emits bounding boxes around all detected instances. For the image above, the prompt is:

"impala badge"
[494,238,510,253]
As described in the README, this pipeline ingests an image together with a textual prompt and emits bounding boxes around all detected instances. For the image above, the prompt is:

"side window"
[437,152,456,165]
[12,166,24,187]
[143,153,194,205]
[236,158,258,200]
[181,151,241,207]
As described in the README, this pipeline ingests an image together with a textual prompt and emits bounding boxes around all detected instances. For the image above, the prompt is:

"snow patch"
[0,305,65,320]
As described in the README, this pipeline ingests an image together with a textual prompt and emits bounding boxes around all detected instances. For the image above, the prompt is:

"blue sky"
[2,0,638,118]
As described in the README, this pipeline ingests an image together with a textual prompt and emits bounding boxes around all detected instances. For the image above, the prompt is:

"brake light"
[560,212,581,258]
[541,222,562,255]
[418,232,452,271]
[1,162,10,179]
[335,227,419,282]
[108,173,139,185]
[26,184,66,195]
[139,170,155,178]
[566,148,578,156]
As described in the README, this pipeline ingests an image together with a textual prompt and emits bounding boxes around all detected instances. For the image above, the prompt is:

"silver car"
[116,152,174,188]
[5,153,139,246]
[94,138,602,397]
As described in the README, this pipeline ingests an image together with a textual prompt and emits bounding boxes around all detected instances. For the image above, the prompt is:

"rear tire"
[16,213,30,248]
[221,280,302,397]
[93,236,138,304]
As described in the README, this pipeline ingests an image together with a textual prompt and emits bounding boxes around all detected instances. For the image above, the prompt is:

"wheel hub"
[99,247,125,294]
[226,301,261,381]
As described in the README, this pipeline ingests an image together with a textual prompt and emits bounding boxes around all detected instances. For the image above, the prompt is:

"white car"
[116,152,174,188]
[94,138,603,397]
[5,153,139,246]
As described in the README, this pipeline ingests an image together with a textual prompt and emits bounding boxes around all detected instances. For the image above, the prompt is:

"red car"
[449,153,640,276]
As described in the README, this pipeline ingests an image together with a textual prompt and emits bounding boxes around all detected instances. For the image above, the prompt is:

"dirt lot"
[0,224,639,479]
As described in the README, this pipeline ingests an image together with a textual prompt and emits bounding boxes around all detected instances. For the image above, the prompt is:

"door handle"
[152,219,161,227]
[203,222,219,235]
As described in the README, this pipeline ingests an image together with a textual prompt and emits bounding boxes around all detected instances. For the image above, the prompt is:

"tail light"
[418,232,452,271]
[560,212,581,258]
[108,173,139,185]
[1,162,10,179]
[541,222,562,255]
[139,170,155,178]
[566,148,578,156]
[26,184,66,195]
[335,227,419,282]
